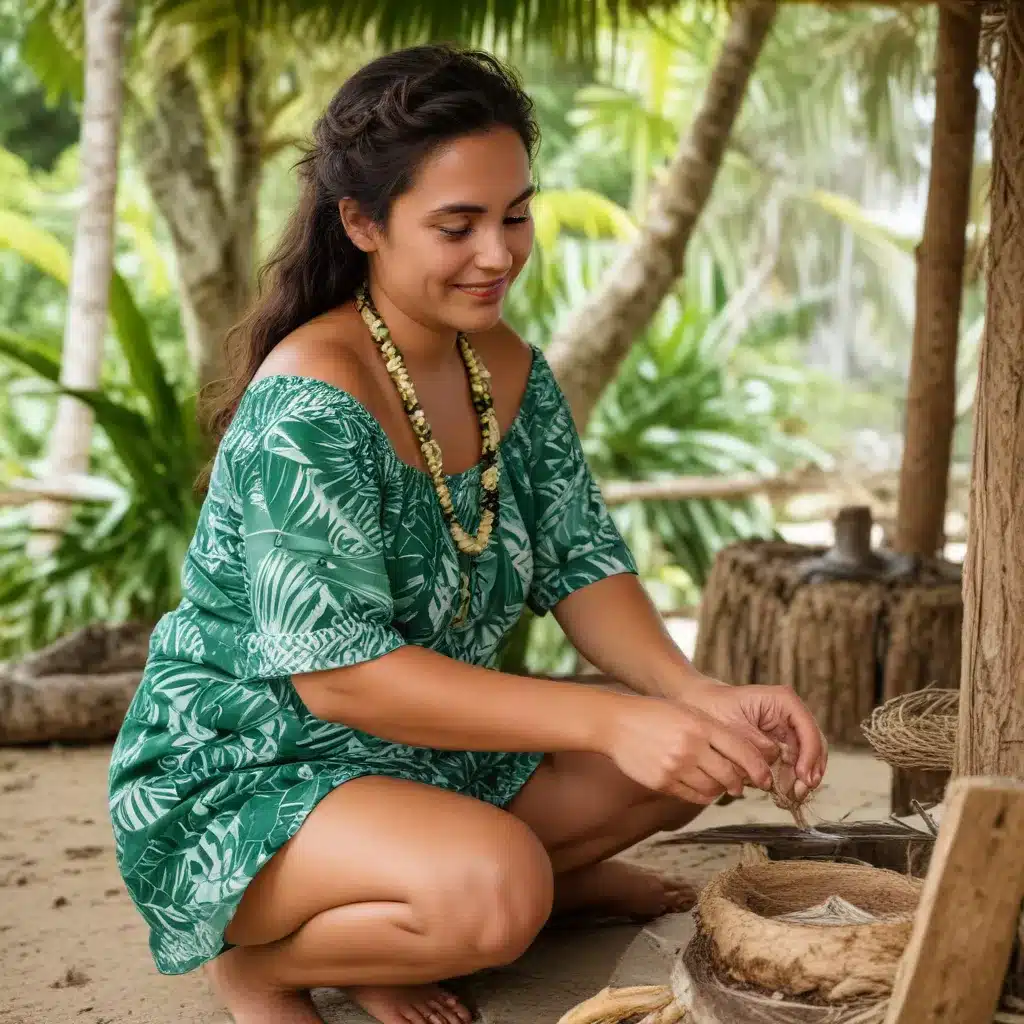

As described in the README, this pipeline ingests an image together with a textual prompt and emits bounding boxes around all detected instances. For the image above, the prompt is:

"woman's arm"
[553,573,828,789]
[293,645,630,753]
[293,644,773,801]
[553,572,704,699]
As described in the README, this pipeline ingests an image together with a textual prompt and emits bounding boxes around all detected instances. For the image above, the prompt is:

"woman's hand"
[600,695,775,805]
[680,677,828,799]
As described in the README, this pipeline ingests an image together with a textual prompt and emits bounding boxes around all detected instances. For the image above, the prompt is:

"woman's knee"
[421,815,554,969]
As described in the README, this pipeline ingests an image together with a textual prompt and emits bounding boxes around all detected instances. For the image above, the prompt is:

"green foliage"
[0,0,80,169]
[0,250,204,659]
[500,247,829,675]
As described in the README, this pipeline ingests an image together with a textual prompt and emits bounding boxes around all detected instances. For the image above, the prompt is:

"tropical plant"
[544,0,779,431]
[500,245,830,674]
[18,0,680,390]
[537,1,991,434]
[0,238,203,659]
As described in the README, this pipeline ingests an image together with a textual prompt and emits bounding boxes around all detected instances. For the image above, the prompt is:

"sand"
[0,743,892,1024]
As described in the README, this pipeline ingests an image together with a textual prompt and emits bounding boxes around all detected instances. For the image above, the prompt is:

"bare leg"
[209,776,554,1024]
[508,751,703,919]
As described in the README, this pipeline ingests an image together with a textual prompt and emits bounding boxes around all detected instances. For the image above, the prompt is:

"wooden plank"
[885,777,1024,1024]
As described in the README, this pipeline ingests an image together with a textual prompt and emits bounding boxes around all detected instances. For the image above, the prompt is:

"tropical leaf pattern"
[107,347,636,975]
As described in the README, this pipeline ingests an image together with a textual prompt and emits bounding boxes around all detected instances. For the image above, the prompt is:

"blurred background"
[0,0,989,672]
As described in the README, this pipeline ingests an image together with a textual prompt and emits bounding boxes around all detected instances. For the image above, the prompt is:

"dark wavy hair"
[201,44,540,448]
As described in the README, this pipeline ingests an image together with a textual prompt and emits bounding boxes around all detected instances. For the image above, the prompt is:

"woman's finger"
[678,766,726,802]
[776,689,825,785]
[708,726,773,792]
[696,746,747,797]
[665,777,719,806]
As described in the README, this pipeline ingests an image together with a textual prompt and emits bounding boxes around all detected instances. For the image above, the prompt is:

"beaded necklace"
[355,284,500,623]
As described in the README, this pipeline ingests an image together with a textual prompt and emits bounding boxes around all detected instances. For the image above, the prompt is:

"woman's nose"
[475,228,514,274]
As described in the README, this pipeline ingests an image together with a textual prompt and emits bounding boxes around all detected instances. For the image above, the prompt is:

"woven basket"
[698,858,921,1001]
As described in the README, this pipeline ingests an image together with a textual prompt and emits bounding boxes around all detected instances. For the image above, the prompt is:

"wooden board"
[885,777,1024,1024]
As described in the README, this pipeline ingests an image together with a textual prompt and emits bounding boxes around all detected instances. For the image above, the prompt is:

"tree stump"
[0,622,152,745]
[693,536,963,758]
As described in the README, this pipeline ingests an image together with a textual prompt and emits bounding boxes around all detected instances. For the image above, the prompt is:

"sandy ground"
[0,741,892,1024]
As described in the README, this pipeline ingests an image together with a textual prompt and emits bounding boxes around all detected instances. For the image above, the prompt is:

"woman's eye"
[438,212,530,240]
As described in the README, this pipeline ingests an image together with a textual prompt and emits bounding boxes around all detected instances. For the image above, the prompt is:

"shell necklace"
[355,284,500,623]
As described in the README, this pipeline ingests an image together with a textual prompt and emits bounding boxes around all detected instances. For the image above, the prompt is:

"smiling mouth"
[454,278,507,297]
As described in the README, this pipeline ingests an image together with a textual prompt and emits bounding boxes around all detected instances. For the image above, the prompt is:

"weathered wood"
[884,777,1024,1024]
[0,670,142,745]
[955,2,1024,781]
[0,623,150,745]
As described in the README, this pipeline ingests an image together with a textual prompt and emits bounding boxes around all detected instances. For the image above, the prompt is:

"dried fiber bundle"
[860,687,959,771]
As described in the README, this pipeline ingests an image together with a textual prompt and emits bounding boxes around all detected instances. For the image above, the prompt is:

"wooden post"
[895,4,981,556]
[889,2,981,816]
[956,4,1024,781]
[884,777,1024,1024]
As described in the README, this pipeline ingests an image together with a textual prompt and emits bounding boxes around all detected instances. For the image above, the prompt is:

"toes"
[400,1007,430,1024]
[445,996,473,1023]
[424,1001,451,1024]
[428,991,470,1024]
[426,1001,461,1024]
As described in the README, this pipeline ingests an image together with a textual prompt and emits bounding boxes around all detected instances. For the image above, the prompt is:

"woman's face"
[344,126,535,335]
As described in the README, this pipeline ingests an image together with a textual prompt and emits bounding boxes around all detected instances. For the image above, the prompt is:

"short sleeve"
[526,359,638,615]
[238,391,404,678]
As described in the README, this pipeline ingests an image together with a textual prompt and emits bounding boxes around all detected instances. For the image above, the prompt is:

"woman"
[109,44,826,1024]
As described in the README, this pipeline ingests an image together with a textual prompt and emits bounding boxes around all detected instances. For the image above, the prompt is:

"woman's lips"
[454,278,508,301]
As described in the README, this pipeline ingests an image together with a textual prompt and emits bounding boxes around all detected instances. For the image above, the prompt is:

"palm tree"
[29,0,125,551]
[25,0,682,391]
[544,0,779,431]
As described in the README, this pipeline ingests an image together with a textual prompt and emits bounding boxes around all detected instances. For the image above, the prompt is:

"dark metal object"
[657,813,937,877]
[796,506,919,584]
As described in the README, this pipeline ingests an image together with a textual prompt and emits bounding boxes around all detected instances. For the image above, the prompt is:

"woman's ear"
[338,198,379,253]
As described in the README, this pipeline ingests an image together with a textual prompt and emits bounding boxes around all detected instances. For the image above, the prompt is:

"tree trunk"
[134,62,259,391]
[955,5,1024,780]
[0,622,151,745]
[543,0,778,431]
[890,5,980,814]
[894,5,981,558]
[29,0,125,551]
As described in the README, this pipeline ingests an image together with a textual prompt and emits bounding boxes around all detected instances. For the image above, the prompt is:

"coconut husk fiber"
[557,853,921,1024]
[861,687,959,770]
[693,541,962,746]
[695,857,920,1001]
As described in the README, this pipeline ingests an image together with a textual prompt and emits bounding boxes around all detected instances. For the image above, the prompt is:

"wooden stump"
[693,541,963,753]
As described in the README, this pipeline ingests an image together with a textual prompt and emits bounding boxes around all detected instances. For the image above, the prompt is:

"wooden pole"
[894,3,981,559]
[889,2,980,815]
[956,5,1024,781]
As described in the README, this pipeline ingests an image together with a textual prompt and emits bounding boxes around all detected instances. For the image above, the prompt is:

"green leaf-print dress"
[108,347,637,975]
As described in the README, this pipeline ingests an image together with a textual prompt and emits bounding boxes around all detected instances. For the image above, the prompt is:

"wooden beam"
[884,777,1024,1024]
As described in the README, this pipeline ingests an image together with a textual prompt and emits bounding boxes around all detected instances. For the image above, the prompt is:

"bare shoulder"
[251,306,383,408]
[473,320,535,388]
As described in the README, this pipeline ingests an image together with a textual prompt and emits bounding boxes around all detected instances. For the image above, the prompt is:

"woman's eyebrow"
[429,184,537,217]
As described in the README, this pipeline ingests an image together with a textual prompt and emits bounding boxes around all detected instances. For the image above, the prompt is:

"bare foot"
[206,952,323,1023]
[553,858,696,922]
[348,984,474,1024]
